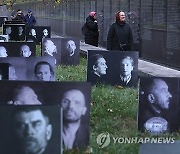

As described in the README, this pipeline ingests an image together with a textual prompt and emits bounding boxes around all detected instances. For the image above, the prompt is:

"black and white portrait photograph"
[60,87,91,149]
[3,24,26,41]
[0,56,55,81]
[138,77,179,135]
[27,56,56,81]
[87,50,138,86]
[0,45,8,57]
[26,26,51,44]
[42,38,61,65]
[60,37,80,65]
[0,42,36,57]
[0,16,8,26]
[0,63,9,80]
[87,51,108,84]
[0,35,8,42]
[115,51,138,87]
[0,105,62,154]
[0,81,91,150]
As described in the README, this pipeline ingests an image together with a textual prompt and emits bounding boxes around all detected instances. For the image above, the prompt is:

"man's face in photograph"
[94,57,108,75]
[30,29,36,37]
[61,89,87,123]
[13,109,52,154]
[6,26,12,35]
[150,79,172,110]
[20,45,31,57]
[43,29,48,37]
[9,66,17,80]
[0,46,8,57]
[120,57,133,77]
[14,87,42,105]
[36,64,52,81]
[66,40,76,55]
[44,40,57,55]
[18,26,23,35]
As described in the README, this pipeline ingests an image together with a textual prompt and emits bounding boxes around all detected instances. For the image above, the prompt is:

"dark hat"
[28,9,32,13]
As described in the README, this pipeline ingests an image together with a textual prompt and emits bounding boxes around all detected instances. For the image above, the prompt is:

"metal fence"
[10,0,180,68]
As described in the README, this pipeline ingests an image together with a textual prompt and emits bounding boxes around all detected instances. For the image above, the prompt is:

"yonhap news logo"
[96,132,111,148]
[96,132,175,148]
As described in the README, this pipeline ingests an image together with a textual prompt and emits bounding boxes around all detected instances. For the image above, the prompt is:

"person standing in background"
[107,10,133,51]
[83,11,99,47]
[24,9,36,27]
[13,9,25,22]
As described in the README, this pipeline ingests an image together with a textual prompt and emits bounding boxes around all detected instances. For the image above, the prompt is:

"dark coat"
[87,72,106,85]
[24,14,36,27]
[107,22,133,51]
[13,13,25,22]
[115,73,138,88]
[84,16,99,47]
[73,123,89,148]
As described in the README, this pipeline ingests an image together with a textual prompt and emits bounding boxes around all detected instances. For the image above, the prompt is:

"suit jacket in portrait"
[116,73,138,87]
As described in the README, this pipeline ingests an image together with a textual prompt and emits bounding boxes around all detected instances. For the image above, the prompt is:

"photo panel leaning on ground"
[41,38,61,65]
[60,37,80,66]
[87,50,138,87]
[0,56,56,81]
[3,24,26,41]
[0,105,61,154]
[26,26,51,44]
[0,81,91,150]
[138,77,179,135]
[0,42,36,57]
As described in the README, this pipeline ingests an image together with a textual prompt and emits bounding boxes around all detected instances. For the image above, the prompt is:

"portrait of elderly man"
[87,53,108,84]
[61,89,89,149]
[0,46,8,57]
[34,61,55,81]
[118,55,137,87]
[42,39,57,64]
[20,45,32,57]
[7,86,42,105]
[138,78,178,134]
[43,39,57,57]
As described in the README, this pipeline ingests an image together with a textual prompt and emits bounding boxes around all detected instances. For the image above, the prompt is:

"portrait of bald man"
[61,89,90,149]
[138,77,179,134]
